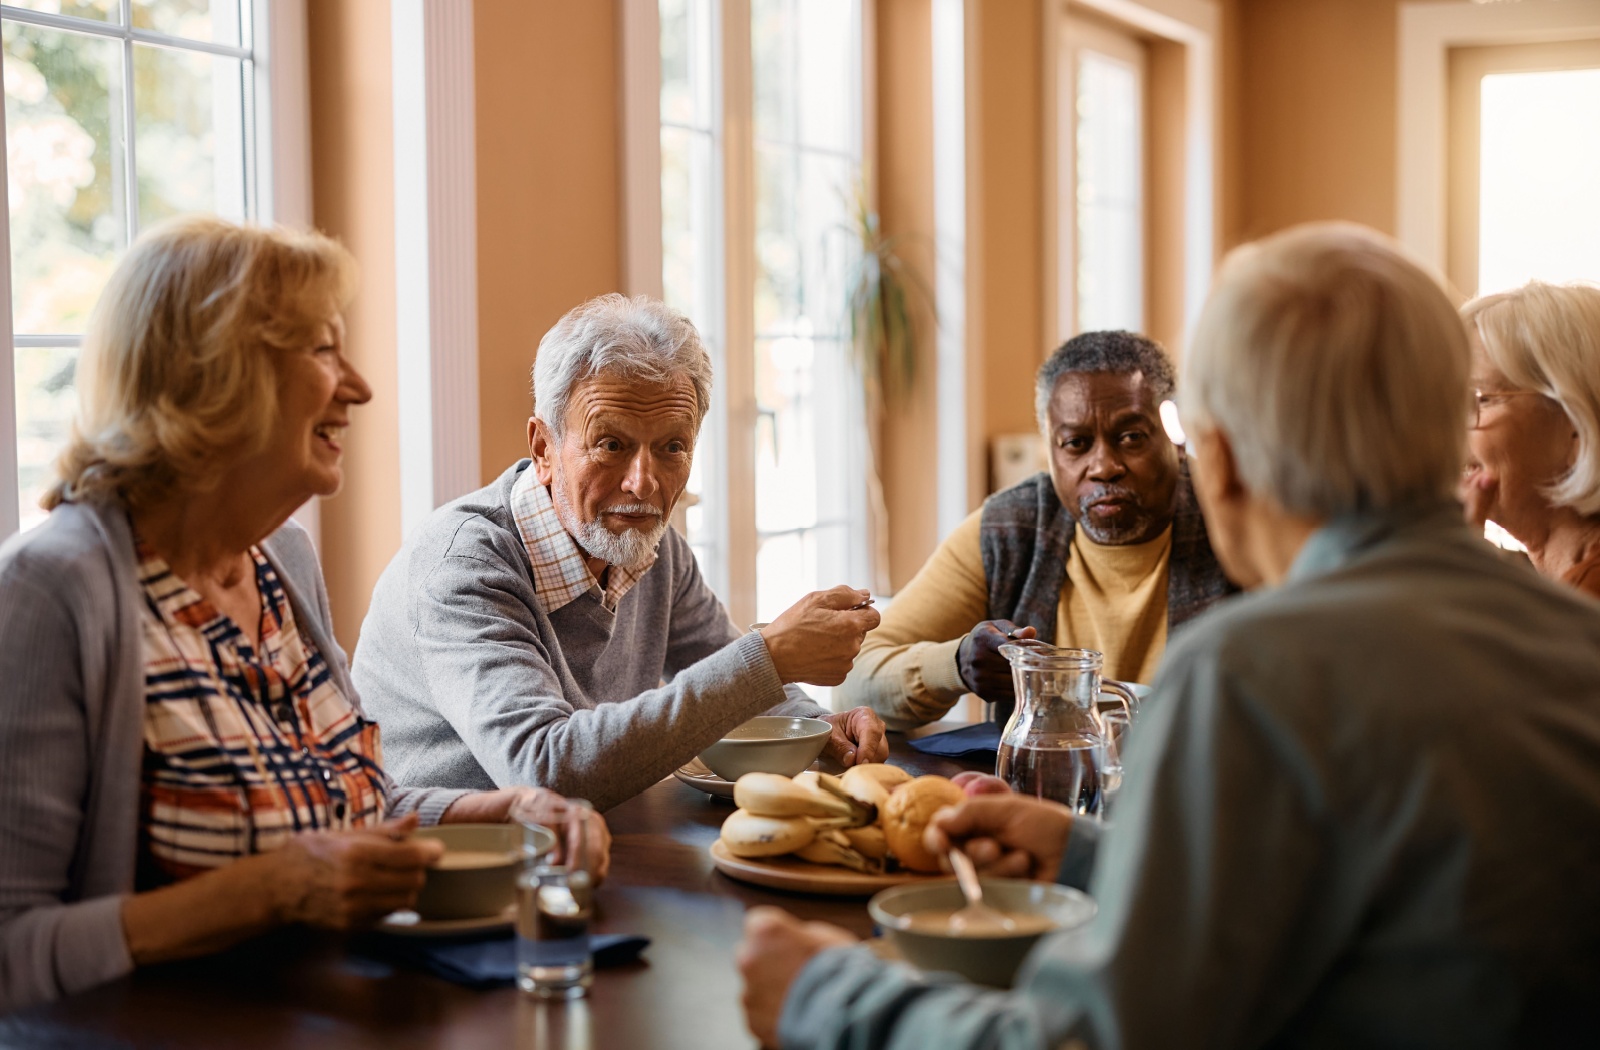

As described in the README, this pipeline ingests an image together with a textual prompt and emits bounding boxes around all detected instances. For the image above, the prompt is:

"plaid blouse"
[136,540,389,883]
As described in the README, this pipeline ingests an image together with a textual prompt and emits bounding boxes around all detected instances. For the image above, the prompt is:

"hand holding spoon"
[947,848,1017,935]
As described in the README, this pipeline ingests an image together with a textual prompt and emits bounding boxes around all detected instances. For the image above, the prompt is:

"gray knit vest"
[977,461,1235,650]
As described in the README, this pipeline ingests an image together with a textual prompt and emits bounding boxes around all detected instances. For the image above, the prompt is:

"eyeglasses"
[1469,388,1545,429]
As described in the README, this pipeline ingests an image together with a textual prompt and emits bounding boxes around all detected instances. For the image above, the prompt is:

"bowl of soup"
[868,878,1097,987]
[411,823,555,921]
[698,715,833,782]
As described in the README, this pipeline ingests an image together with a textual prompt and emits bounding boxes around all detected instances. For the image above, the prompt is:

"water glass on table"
[516,798,595,999]
[1095,708,1131,818]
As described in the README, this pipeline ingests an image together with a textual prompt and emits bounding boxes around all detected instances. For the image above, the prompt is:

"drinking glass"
[1095,708,1131,818]
[516,799,595,999]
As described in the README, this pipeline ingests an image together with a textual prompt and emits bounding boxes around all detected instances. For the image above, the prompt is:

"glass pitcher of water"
[995,641,1137,815]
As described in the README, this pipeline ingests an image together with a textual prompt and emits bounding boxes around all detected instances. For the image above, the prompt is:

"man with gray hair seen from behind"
[737,223,1600,1049]
[837,330,1233,728]
[354,295,886,810]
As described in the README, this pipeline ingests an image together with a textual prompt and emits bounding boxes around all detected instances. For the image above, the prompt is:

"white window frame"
[0,0,309,541]
[622,0,875,630]
[1397,0,1600,277]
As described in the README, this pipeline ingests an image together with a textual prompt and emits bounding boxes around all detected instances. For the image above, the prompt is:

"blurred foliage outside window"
[4,1,249,532]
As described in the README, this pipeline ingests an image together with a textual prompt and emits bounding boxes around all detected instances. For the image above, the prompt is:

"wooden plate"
[709,839,947,897]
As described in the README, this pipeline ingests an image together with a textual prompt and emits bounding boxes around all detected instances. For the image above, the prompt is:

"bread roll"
[881,775,966,873]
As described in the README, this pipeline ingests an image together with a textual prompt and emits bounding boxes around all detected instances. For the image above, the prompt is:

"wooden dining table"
[0,731,988,1050]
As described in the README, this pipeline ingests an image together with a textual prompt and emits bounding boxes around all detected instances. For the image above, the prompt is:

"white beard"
[550,472,668,571]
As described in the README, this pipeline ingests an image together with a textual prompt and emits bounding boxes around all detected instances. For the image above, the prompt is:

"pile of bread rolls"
[718,766,965,874]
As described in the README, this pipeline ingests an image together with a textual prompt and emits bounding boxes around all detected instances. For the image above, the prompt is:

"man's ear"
[1189,425,1246,511]
[529,417,556,486]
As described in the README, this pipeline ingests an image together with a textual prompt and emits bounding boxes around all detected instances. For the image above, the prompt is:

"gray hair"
[1463,281,1600,517]
[1183,222,1470,518]
[1035,330,1177,432]
[531,294,713,437]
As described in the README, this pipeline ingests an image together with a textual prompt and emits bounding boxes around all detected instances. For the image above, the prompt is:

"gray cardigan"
[0,501,466,1013]
[354,461,823,810]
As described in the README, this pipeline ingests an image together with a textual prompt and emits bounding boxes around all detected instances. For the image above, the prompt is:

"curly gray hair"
[531,294,713,438]
[1034,330,1177,433]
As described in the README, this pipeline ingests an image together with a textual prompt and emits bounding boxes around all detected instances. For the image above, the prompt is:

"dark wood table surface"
[1,732,986,1050]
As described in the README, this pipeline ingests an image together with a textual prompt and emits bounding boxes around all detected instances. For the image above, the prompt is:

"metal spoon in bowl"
[947,849,1018,935]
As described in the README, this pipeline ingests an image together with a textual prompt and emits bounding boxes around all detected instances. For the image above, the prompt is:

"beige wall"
[978,0,1047,449]
[308,0,400,650]
[1234,0,1454,242]
[876,0,942,591]
[475,1,623,478]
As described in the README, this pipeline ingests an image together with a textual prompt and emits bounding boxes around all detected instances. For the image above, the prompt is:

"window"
[653,0,871,647]
[1073,35,1143,332]
[3,0,259,537]
[749,0,868,625]
[1448,38,1600,297]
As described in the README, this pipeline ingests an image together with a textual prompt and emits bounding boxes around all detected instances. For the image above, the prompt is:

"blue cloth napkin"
[370,932,651,990]
[906,721,1001,759]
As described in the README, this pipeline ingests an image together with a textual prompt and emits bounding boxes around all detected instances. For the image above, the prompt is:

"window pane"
[14,342,78,533]
[3,21,125,335]
[1076,49,1143,333]
[7,1,119,24]
[131,0,241,46]
[660,0,712,131]
[794,0,855,155]
[1478,69,1600,293]
[133,44,247,227]
[750,0,867,616]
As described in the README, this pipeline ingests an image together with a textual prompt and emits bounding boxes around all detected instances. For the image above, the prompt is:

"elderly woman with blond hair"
[0,216,607,1013]
[1460,281,1600,599]
[736,224,1600,1049]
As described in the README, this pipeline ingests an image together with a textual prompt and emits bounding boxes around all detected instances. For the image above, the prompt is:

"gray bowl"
[698,715,832,782]
[411,823,555,921]
[868,878,1097,987]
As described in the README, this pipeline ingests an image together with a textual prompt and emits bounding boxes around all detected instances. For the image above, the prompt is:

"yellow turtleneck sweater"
[837,509,1172,728]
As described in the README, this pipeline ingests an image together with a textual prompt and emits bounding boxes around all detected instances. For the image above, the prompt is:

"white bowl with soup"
[698,715,832,782]
[868,878,1097,987]
[411,823,556,921]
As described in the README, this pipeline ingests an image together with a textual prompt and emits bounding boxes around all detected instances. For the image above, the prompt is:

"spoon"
[946,849,1017,935]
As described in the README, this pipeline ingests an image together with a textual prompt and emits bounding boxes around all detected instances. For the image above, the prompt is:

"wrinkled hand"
[441,787,612,885]
[820,707,889,768]
[956,620,1037,703]
[923,794,1074,881]
[509,789,612,885]
[272,814,443,929]
[761,586,881,686]
[738,906,859,1049]
[1459,465,1499,531]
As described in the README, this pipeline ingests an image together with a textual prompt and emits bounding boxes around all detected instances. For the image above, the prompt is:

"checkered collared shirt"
[509,464,657,613]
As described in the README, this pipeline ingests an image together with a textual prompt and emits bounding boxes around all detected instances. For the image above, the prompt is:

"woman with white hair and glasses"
[0,217,607,1013]
[737,223,1600,1049]
[1460,281,1600,599]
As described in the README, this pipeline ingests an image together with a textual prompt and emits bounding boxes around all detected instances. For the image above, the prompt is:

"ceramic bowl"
[868,878,1097,987]
[411,822,556,921]
[697,715,832,782]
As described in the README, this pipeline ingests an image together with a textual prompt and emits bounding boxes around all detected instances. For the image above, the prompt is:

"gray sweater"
[0,501,466,1013]
[354,461,824,810]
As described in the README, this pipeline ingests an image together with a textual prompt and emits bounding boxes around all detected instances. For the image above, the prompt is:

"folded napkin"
[906,721,1001,759]
[370,932,651,990]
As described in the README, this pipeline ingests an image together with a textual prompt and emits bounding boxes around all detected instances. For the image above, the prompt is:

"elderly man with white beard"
[354,295,885,810]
